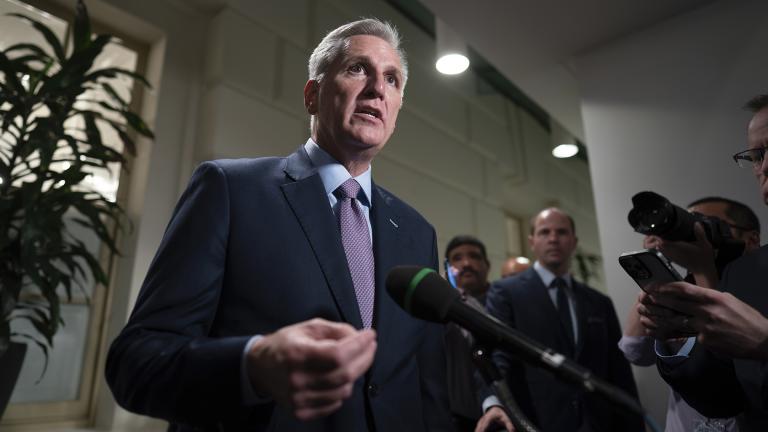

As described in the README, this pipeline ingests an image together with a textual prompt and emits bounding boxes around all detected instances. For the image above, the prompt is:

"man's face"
[306,35,403,163]
[747,107,768,204]
[447,244,490,297]
[688,201,760,252]
[529,210,578,275]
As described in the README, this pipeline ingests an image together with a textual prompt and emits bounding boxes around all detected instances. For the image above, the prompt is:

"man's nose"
[364,74,385,99]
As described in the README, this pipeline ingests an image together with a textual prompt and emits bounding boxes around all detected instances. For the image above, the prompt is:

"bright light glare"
[515,257,531,264]
[436,53,469,75]
[552,143,578,158]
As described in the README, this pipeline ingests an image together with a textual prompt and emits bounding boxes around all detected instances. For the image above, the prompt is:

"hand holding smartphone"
[619,249,684,292]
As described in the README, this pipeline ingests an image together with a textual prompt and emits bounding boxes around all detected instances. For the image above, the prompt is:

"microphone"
[385,265,645,417]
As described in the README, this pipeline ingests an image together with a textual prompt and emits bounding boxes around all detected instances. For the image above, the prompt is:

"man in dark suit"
[482,207,643,432]
[640,94,768,430]
[105,18,452,432]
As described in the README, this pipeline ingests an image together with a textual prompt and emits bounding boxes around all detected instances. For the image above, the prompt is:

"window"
[1,0,146,427]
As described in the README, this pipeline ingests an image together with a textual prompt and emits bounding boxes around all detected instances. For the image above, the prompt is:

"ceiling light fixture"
[550,119,579,159]
[435,18,469,75]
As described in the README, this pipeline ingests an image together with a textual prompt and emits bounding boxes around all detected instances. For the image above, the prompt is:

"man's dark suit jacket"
[485,268,643,432]
[658,244,768,431]
[105,147,453,431]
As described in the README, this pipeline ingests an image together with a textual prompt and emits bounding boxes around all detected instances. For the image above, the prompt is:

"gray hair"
[308,18,408,87]
[307,19,407,134]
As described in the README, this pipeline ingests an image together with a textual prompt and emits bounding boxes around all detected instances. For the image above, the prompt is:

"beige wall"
[196,0,602,283]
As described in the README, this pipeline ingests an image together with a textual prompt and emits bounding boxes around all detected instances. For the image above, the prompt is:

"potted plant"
[0,0,152,416]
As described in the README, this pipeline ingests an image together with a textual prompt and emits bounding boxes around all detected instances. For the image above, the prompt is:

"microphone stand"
[472,343,539,432]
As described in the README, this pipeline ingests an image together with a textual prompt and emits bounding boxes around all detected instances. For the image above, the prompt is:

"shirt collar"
[304,138,373,207]
[533,261,572,289]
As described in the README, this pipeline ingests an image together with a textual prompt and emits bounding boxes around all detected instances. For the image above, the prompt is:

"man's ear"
[747,230,761,251]
[304,80,319,114]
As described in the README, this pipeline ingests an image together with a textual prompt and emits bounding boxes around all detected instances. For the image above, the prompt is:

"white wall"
[574,0,768,425]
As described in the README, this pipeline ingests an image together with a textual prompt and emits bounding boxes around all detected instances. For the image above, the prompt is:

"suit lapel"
[369,184,405,364]
[525,269,576,355]
[571,281,588,358]
[524,269,560,319]
[281,148,363,329]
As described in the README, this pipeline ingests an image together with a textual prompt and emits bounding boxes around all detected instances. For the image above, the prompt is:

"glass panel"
[0,0,67,46]
[0,0,138,203]
[10,304,90,403]
[1,0,139,408]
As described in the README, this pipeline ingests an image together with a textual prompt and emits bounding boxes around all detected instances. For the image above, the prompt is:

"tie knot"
[551,277,567,290]
[336,178,361,200]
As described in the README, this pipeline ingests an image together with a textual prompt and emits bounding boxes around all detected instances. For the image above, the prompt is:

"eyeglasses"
[733,146,767,171]
[727,221,757,233]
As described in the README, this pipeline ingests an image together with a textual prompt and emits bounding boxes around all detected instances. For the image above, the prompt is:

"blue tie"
[552,277,575,354]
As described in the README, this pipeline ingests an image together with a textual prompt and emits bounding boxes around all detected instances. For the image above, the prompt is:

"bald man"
[500,256,531,279]
[482,208,642,432]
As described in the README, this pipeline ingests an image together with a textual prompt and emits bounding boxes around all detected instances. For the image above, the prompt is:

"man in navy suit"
[481,208,642,432]
[106,19,452,432]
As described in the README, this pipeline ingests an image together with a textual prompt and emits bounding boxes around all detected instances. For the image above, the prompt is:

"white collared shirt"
[304,138,373,242]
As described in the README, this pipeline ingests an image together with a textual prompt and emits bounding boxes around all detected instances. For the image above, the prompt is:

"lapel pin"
[389,218,399,228]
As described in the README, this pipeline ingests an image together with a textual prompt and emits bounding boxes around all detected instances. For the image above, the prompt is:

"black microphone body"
[386,266,644,417]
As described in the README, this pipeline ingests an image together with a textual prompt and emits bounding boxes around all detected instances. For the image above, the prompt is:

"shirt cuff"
[617,335,656,366]
[241,334,272,404]
[482,395,502,413]
[655,337,696,366]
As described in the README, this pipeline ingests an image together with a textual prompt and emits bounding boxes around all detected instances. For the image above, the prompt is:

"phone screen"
[444,259,458,289]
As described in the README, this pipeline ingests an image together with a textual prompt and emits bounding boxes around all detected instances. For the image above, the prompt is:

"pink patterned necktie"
[335,179,375,328]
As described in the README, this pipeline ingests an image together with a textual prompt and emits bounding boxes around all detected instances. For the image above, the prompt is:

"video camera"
[627,191,744,274]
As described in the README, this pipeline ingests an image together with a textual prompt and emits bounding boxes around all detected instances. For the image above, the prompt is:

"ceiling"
[420,0,719,140]
[184,0,720,140]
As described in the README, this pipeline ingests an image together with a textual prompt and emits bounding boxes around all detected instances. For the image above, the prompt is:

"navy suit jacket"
[106,147,453,431]
[658,244,768,431]
[485,268,643,432]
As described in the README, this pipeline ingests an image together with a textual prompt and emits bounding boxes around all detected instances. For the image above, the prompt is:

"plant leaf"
[73,0,92,52]
[7,13,66,62]
[84,67,152,88]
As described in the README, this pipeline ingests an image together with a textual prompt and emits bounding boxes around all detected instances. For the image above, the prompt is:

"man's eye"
[386,75,398,86]
[348,64,364,74]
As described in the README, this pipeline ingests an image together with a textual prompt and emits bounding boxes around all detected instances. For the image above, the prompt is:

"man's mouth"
[355,106,382,120]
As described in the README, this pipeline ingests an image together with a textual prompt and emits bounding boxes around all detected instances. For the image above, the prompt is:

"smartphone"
[618,249,683,291]
[443,259,458,289]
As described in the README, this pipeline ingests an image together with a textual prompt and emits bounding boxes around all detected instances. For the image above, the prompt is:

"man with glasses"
[620,196,760,432]
[639,94,768,430]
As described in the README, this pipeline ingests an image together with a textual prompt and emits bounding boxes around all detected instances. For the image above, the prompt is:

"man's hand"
[246,318,377,421]
[643,223,718,287]
[475,406,515,432]
[637,289,696,340]
[639,282,768,360]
